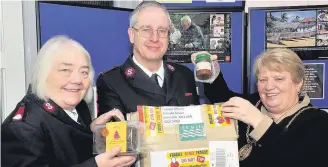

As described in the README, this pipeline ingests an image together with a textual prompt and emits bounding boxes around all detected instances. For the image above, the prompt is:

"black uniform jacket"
[1,93,97,167]
[96,56,200,116]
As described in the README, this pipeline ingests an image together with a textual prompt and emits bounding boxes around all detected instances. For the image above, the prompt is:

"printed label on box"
[150,148,211,167]
[161,106,203,125]
[166,149,210,167]
[205,105,231,127]
[179,123,206,141]
[105,121,127,152]
[138,106,164,136]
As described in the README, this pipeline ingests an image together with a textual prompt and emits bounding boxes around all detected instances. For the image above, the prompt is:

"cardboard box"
[127,104,240,167]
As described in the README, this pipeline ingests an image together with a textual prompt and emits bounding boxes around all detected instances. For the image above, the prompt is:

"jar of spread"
[195,53,213,80]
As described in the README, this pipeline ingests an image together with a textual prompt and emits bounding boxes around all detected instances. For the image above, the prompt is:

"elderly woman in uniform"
[194,48,328,167]
[1,36,136,167]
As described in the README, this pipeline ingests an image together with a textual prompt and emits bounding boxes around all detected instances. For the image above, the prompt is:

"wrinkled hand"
[191,51,218,64]
[90,109,125,132]
[221,97,264,128]
[95,146,137,167]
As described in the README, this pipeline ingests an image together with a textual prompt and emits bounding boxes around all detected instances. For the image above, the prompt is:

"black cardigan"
[238,105,328,167]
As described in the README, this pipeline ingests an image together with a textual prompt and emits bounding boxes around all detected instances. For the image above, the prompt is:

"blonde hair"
[253,48,305,90]
[31,35,95,103]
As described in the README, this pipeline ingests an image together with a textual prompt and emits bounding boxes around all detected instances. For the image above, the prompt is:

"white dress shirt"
[132,56,165,87]
[64,109,79,123]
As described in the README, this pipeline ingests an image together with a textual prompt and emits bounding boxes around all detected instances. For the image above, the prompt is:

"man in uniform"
[96,1,199,117]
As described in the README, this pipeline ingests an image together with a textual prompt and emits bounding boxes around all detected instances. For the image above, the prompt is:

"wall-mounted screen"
[165,8,245,99]
[249,5,328,108]
[165,11,232,63]
[265,8,328,60]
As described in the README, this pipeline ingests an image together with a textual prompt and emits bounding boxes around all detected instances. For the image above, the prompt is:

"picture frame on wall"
[248,5,328,108]
[265,7,328,60]
[164,8,234,63]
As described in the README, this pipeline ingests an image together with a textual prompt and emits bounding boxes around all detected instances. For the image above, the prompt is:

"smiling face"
[128,6,170,62]
[257,68,302,114]
[45,45,91,110]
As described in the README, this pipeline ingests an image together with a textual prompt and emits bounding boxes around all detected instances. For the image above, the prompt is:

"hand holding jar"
[191,51,220,83]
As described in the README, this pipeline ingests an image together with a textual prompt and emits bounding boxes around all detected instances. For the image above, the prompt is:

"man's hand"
[191,51,220,83]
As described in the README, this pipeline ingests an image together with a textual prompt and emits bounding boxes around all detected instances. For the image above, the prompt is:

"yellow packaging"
[127,104,239,167]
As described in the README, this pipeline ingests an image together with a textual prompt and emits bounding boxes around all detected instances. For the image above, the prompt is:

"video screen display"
[164,12,232,63]
[265,8,328,60]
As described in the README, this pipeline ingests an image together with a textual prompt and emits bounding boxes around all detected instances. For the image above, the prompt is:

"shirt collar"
[64,108,78,122]
[132,55,164,81]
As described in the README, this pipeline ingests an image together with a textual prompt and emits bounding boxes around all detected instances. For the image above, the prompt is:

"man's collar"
[132,55,164,80]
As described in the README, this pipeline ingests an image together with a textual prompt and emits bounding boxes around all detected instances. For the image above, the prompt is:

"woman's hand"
[95,146,137,167]
[221,97,264,128]
[90,109,125,132]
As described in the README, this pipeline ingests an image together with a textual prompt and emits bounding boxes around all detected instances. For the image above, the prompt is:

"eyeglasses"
[133,27,169,38]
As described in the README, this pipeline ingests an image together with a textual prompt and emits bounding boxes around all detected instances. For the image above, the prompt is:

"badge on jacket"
[125,67,136,77]
[166,64,175,71]
[43,102,55,112]
[185,92,193,97]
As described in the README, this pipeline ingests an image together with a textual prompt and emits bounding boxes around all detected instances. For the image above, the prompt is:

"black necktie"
[151,73,160,87]
[77,116,85,127]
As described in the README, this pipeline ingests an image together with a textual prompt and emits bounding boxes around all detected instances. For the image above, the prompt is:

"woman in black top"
[2,35,136,167]
[193,48,328,167]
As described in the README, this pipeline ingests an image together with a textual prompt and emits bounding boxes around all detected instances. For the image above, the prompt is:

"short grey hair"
[129,1,171,28]
[31,35,95,103]
[253,48,305,90]
[180,15,191,23]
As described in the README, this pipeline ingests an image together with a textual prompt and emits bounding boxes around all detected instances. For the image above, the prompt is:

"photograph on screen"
[164,12,232,63]
[317,9,328,21]
[317,22,328,34]
[316,34,328,46]
[265,8,328,60]
[266,10,316,48]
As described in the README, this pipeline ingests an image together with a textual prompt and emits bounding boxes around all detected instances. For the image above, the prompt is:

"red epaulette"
[12,103,27,121]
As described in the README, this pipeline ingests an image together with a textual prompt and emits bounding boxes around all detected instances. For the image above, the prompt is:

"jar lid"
[195,53,211,63]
